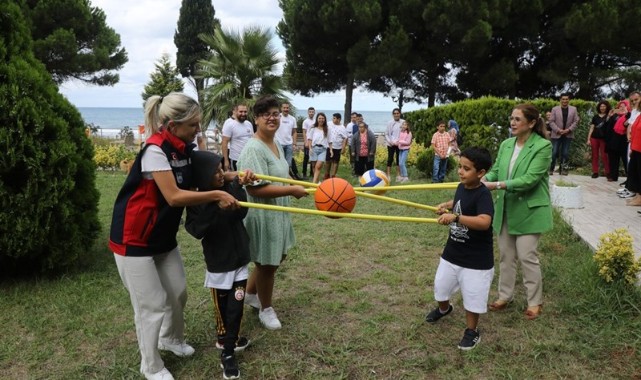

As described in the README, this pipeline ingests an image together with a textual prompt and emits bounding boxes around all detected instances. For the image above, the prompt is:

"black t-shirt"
[590,114,607,139]
[441,183,494,270]
[562,107,569,129]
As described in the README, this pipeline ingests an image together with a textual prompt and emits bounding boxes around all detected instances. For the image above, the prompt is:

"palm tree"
[197,26,287,129]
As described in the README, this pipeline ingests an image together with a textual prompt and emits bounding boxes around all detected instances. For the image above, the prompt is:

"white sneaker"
[158,341,195,357]
[244,293,261,309]
[622,192,637,199]
[144,367,174,380]
[617,188,628,194]
[401,177,409,183]
[395,176,402,182]
[259,307,282,330]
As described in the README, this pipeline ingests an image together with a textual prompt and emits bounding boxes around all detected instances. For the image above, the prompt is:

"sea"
[77,107,395,139]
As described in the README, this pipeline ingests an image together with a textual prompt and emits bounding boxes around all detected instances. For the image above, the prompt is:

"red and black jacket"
[109,131,194,256]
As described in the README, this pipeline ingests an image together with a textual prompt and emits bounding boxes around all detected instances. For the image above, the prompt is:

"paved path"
[550,174,641,258]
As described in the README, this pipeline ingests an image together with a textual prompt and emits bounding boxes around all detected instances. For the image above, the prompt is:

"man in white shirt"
[276,102,298,174]
[221,106,238,131]
[385,108,404,181]
[301,107,316,179]
[324,113,348,179]
[221,104,253,171]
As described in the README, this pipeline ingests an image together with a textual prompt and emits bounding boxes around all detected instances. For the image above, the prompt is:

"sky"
[59,0,422,112]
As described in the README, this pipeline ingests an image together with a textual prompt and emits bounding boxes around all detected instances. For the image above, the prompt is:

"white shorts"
[433,257,494,314]
[204,264,249,289]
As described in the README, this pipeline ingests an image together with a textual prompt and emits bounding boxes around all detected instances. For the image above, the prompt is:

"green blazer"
[485,132,553,235]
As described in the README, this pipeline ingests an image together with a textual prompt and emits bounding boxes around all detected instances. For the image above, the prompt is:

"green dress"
[237,138,296,265]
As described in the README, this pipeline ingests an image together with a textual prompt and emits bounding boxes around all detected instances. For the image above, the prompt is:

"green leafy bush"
[94,144,137,170]
[594,228,640,286]
[0,2,100,274]
[405,96,595,166]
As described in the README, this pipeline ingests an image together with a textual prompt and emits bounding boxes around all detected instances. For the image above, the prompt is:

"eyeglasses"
[259,112,280,119]
[508,116,524,122]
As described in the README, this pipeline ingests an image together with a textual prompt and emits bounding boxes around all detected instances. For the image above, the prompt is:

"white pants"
[114,247,187,375]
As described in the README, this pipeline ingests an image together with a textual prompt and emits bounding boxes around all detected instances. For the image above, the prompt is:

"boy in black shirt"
[186,151,252,379]
[425,147,494,351]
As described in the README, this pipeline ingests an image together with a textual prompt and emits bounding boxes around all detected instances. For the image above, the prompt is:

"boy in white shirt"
[324,113,348,179]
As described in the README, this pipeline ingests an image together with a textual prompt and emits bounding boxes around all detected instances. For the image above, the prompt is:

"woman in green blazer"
[483,104,552,320]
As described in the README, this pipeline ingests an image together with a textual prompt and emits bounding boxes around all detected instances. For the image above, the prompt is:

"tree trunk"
[344,74,354,126]
[427,74,436,108]
[195,77,205,105]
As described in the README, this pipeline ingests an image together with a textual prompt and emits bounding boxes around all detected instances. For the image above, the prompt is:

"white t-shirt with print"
[276,114,297,146]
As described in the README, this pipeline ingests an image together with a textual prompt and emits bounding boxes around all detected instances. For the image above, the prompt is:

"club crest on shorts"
[235,288,245,301]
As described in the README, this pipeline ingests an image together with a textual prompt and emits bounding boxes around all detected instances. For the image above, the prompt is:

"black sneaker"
[220,353,240,379]
[216,336,251,352]
[425,304,453,323]
[458,328,480,351]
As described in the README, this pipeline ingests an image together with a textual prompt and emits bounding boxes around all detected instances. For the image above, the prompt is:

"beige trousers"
[497,221,543,307]
[114,247,187,376]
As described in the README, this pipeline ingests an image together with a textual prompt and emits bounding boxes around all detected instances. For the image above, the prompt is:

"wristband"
[496,182,502,190]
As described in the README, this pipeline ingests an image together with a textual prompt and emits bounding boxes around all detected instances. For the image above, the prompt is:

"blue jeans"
[281,144,293,169]
[551,136,572,171]
[399,149,409,177]
[432,155,448,183]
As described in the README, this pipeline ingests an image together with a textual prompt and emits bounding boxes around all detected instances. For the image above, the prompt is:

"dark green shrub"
[405,97,596,168]
[0,1,100,275]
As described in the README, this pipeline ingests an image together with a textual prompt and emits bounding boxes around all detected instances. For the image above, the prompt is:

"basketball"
[314,178,357,217]
[359,169,389,195]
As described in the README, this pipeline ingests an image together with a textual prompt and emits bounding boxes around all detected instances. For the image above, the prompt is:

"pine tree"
[174,0,218,104]
[23,0,127,85]
[142,53,184,104]
[0,0,100,275]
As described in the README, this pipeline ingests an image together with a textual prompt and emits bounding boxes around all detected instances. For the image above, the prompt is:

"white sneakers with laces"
[259,307,282,330]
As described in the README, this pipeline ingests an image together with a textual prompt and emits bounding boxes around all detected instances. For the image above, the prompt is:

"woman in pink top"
[397,121,413,183]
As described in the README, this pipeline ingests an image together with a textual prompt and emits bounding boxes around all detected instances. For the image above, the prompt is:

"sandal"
[489,300,510,311]
[524,305,543,320]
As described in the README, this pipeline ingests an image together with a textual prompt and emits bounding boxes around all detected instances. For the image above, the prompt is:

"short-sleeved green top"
[237,138,295,265]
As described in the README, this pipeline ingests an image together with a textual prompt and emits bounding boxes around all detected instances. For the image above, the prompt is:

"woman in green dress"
[237,96,308,330]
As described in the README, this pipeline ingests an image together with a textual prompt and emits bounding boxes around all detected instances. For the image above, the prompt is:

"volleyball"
[359,169,389,195]
[314,178,357,217]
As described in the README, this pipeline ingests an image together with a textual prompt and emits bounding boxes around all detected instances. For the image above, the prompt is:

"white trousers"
[114,247,187,375]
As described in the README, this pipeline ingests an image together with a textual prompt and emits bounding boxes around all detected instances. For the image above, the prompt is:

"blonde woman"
[109,92,256,380]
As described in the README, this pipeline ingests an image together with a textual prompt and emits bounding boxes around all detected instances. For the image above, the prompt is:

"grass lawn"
[2,167,641,379]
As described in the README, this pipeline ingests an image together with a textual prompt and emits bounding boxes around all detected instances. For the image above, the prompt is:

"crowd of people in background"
[543,91,641,211]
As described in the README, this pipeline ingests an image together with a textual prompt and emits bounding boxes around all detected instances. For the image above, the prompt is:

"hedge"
[404,96,596,167]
